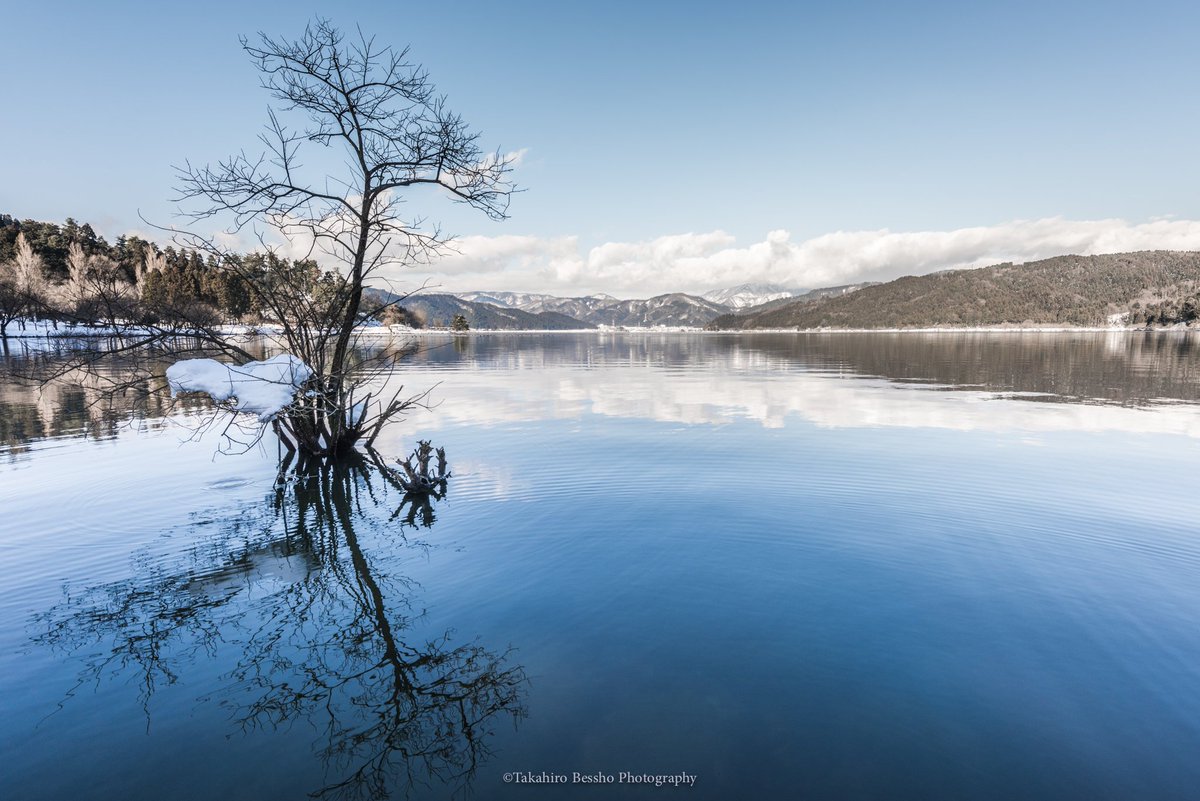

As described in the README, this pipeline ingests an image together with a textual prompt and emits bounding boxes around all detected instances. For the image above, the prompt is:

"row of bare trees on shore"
[0,233,103,337]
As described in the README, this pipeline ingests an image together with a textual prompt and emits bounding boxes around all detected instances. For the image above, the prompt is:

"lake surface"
[4,331,1200,800]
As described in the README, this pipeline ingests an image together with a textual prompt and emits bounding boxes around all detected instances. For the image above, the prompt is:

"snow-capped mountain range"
[700,283,800,309]
[379,283,871,329]
[457,291,621,322]
[454,289,746,328]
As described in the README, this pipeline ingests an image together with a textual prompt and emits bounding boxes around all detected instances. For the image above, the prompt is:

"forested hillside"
[0,214,346,325]
[710,252,1200,329]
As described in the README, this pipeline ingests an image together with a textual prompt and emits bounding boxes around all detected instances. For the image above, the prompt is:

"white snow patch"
[166,355,313,422]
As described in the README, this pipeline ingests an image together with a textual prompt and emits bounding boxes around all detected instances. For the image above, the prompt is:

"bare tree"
[13,234,48,312]
[0,234,48,337]
[0,260,25,338]
[170,19,516,459]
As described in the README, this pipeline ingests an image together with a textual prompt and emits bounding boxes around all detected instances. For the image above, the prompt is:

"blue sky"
[4,0,1200,295]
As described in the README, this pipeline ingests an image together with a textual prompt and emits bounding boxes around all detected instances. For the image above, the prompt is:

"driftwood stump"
[396,440,450,493]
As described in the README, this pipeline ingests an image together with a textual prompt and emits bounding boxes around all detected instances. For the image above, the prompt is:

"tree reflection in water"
[36,450,526,800]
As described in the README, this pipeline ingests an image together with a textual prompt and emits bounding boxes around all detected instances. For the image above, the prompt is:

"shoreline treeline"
[0,214,418,333]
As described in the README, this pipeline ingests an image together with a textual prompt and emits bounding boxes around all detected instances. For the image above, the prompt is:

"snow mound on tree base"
[166,355,313,422]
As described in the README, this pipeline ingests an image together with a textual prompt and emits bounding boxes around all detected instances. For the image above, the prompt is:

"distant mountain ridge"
[458,290,617,308]
[380,292,595,330]
[462,292,624,323]
[453,289,733,327]
[708,252,1200,329]
[701,283,799,309]
[382,281,878,329]
[708,283,877,327]
[378,253,1200,331]
[587,293,731,327]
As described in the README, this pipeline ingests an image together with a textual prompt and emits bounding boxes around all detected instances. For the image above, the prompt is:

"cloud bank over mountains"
[390,217,1200,297]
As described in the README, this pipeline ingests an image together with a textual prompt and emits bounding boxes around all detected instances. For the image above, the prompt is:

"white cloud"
[381,216,1200,297]
[434,234,581,275]
[375,350,1200,439]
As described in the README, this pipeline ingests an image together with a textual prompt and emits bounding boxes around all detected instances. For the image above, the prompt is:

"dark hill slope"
[717,252,1200,329]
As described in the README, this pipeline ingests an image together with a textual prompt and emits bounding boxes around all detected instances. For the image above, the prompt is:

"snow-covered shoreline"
[0,320,289,339]
[3,318,1194,340]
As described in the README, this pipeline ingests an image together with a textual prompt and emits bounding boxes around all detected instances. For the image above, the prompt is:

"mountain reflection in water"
[35,453,526,801]
[5,332,1200,457]
[401,332,1200,438]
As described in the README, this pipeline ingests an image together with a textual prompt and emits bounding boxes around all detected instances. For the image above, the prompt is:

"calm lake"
[4,331,1200,800]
